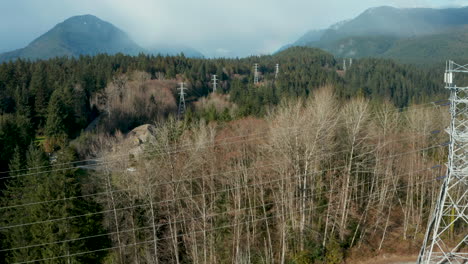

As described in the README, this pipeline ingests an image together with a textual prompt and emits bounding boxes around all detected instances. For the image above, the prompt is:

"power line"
[0,132,445,211]
[0,127,301,181]
[0,100,448,179]
[0,100,448,176]
[1,165,441,255]
[0,142,447,231]
[0,164,443,254]
[1,119,329,179]
[11,177,442,264]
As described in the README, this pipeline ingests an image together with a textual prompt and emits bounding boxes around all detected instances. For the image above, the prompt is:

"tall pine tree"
[0,146,109,263]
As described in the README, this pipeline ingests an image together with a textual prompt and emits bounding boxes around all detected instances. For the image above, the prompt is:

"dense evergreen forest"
[0,47,455,263]
[0,47,446,171]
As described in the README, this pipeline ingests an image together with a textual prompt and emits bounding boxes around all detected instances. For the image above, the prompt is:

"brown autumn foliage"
[85,86,453,264]
[90,71,178,133]
[194,93,238,117]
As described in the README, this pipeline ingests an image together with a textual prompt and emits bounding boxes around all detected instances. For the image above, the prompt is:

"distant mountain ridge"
[0,15,204,63]
[0,15,143,62]
[382,25,468,64]
[147,44,204,58]
[318,6,468,42]
[283,6,468,64]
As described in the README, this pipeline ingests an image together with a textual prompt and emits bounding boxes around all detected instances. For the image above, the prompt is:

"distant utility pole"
[177,82,187,119]
[212,74,217,93]
[254,63,259,84]
[417,60,467,263]
[343,59,347,71]
[275,63,280,79]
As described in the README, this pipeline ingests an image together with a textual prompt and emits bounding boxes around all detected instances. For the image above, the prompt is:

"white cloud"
[215,48,231,56]
[1,0,468,57]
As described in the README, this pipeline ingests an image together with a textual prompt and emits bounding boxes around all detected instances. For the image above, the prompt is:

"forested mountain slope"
[0,47,454,263]
[382,26,468,64]
[0,15,204,63]
[0,15,142,62]
[0,47,446,171]
[284,6,468,64]
[318,6,468,42]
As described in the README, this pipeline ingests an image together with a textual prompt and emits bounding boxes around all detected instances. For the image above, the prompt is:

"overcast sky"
[1,0,468,57]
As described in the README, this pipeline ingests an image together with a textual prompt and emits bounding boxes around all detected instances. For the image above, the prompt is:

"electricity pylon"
[254,63,259,84]
[212,74,217,92]
[418,60,468,263]
[177,82,187,119]
[275,63,279,79]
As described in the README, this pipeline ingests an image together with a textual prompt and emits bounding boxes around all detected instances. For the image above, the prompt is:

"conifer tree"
[29,63,49,126]
[45,87,76,139]
[0,146,109,263]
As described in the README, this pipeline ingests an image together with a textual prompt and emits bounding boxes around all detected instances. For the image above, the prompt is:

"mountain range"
[3,6,468,65]
[0,15,203,63]
[283,6,468,64]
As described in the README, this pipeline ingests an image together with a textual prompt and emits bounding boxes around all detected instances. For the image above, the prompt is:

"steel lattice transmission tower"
[418,60,468,263]
[177,82,187,119]
[275,63,279,79]
[254,63,259,84]
[212,74,217,93]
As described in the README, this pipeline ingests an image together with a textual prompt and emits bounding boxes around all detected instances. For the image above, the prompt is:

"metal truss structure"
[418,60,467,263]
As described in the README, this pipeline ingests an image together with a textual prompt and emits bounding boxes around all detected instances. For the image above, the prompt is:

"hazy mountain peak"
[283,5,468,64]
[57,14,115,31]
[63,14,102,23]
[0,14,143,63]
[0,14,206,62]
[363,5,397,13]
